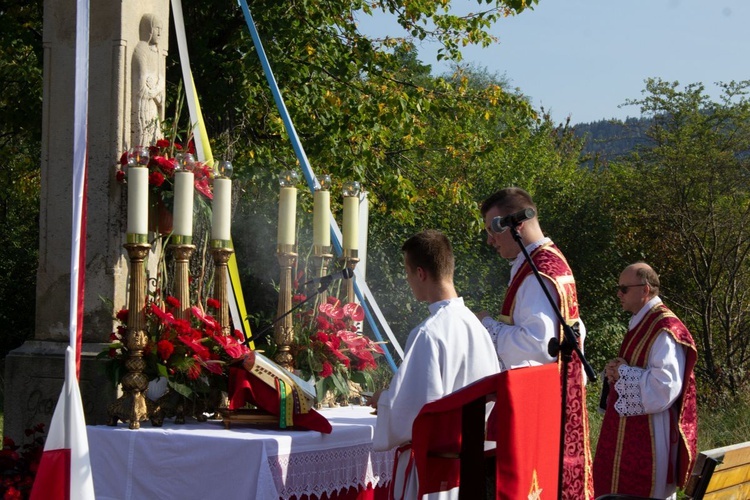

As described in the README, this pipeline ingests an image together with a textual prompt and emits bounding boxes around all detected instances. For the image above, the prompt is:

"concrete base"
[3,340,117,444]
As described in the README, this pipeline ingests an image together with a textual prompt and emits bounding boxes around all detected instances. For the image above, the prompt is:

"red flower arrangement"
[289,295,385,403]
[0,424,45,499]
[115,138,214,204]
[101,294,250,403]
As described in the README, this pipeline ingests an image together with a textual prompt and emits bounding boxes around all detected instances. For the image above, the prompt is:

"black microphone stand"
[243,281,332,346]
[505,224,597,500]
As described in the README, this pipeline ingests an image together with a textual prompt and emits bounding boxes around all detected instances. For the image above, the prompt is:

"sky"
[357,0,750,124]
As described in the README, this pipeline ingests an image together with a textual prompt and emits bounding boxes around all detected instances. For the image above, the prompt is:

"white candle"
[277,187,297,246]
[127,166,149,235]
[173,171,194,237]
[343,195,359,250]
[212,178,232,241]
[313,189,330,247]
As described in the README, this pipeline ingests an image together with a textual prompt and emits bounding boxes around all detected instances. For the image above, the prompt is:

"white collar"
[629,296,663,330]
[428,297,463,315]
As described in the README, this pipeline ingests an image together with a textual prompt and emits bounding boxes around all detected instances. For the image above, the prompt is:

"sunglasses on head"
[485,226,508,237]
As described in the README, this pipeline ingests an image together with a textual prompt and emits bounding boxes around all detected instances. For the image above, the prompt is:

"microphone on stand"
[491,208,536,233]
[303,267,354,287]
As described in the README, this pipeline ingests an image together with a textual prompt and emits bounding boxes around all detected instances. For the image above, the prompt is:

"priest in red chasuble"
[593,262,697,499]
[477,187,594,500]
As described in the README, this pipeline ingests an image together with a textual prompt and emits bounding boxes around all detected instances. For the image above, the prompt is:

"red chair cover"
[410,364,562,499]
[411,373,501,498]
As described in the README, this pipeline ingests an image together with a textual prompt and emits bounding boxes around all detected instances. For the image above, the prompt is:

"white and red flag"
[29,0,95,497]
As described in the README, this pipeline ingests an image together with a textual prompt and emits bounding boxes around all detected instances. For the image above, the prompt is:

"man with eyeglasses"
[476,187,593,500]
[593,262,698,499]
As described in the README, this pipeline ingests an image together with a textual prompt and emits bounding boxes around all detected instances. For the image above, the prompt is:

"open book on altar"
[227,351,332,432]
[246,351,317,408]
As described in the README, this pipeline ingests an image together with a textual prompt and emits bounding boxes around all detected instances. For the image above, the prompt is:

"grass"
[696,393,750,450]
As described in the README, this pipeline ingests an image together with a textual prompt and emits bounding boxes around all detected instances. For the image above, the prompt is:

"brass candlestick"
[341,248,359,305]
[312,244,333,305]
[108,241,158,429]
[211,243,234,336]
[170,241,195,320]
[275,244,297,371]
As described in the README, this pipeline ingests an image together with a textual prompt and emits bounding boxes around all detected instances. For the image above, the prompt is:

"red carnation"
[320,361,333,378]
[156,339,175,362]
[316,316,332,331]
[166,296,181,309]
[148,171,165,187]
[173,318,192,336]
[207,298,221,309]
[156,139,170,149]
[310,331,330,342]
[116,308,129,323]
[4,486,22,500]
[119,151,128,166]
[115,169,126,183]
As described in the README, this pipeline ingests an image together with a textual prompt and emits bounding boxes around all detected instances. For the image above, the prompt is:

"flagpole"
[30,0,95,497]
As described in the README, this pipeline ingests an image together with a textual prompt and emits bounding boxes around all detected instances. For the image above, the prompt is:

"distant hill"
[573,116,652,163]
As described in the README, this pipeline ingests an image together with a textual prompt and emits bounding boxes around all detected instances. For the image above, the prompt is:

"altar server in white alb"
[369,229,500,500]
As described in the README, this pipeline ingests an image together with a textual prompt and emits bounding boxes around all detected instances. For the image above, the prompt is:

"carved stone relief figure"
[132,13,165,147]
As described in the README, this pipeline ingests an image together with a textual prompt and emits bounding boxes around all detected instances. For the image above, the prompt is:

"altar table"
[87,405,393,500]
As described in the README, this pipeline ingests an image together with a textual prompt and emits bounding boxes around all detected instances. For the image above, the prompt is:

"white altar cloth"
[87,405,393,500]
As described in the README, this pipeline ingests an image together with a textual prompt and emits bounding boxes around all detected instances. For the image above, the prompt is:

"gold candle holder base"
[107,241,159,429]
[312,245,333,304]
[169,243,196,320]
[275,245,298,371]
[341,249,359,305]
[211,245,235,337]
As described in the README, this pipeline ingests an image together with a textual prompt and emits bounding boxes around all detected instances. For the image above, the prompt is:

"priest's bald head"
[401,230,458,303]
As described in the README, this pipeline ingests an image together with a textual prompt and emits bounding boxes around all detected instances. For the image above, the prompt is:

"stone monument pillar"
[3,0,170,443]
